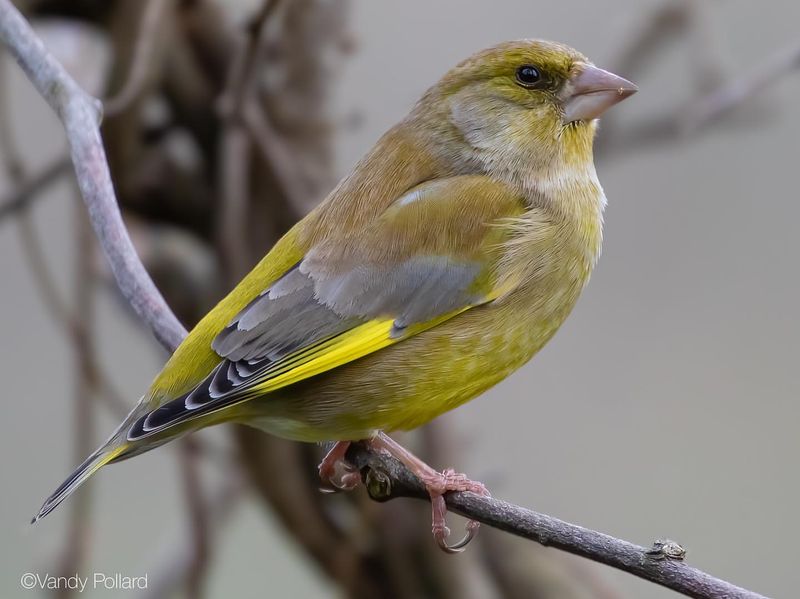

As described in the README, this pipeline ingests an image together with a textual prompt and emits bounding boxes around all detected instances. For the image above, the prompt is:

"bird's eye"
[515,65,542,88]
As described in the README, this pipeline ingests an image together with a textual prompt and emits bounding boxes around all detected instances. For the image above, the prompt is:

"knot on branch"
[346,442,428,503]
[364,464,392,500]
[645,539,687,561]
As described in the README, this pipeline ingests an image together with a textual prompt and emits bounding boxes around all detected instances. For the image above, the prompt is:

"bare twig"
[55,197,96,599]
[603,39,800,156]
[596,0,692,155]
[0,14,220,595]
[0,0,187,351]
[15,209,74,325]
[682,0,727,94]
[104,0,174,117]
[216,120,252,278]
[214,0,287,277]
[235,427,361,589]
[141,468,245,599]
[346,444,768,599]
[179,439,210,599]
[0,156,70,220]
[682,40,800,131]
[611,0,724,93]
[15,206,148,420]
[1,52,123,589]
[217,0,310,214]
[243,100,309,210]
[217,0,281,118]
[611,1,690,81]
[0,48,23,178]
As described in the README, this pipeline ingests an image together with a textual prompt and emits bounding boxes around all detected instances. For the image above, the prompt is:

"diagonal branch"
[0,156,70,220]
[346,444,769,599]
[0,3,772,599]
[681,40,800,131]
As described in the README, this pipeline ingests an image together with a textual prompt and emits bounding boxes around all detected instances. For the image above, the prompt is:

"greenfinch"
[34,39,636,551]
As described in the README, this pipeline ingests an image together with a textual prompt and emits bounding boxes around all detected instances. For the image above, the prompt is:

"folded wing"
[127,176,524,441]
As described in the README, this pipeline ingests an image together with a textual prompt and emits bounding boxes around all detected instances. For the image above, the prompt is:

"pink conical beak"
[562,64,637,123]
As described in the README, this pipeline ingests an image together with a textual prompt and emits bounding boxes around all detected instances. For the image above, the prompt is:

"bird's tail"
[31,440,129,523]
[32,395,162,523]
[32,393,204,522]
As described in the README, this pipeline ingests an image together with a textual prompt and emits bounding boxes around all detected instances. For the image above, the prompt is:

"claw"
[430,494,481,553]
[319,462,360,492]
[337,470,361,490]
[437,525,478,554]
[318,441,358,492]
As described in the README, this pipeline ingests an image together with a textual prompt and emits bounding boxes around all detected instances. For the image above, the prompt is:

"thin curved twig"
[179,438,211,599]
[0,47,23,178]
[103,0,174,117]
[0,156,70,221]
[682,40,800,131]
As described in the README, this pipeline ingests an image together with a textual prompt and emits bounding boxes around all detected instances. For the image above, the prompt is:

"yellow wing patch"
[246,308,470,396]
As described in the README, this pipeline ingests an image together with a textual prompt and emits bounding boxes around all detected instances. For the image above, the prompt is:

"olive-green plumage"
[35,39,636,521]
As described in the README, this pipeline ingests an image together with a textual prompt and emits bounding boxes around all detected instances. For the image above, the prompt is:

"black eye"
[515,65,542,87]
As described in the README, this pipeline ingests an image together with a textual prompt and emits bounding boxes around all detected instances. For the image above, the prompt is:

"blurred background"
[1,0,799,597]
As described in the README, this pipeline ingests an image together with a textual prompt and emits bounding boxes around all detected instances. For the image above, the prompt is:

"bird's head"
[413,40,637,183]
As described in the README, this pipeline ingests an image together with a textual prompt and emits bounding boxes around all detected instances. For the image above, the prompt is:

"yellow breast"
[245,189,605,442]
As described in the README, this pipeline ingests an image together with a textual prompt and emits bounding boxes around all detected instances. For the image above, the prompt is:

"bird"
[33,39,636,552]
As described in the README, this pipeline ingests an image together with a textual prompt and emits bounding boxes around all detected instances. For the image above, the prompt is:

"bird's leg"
[318,441,360,492]
[367,432,490,553]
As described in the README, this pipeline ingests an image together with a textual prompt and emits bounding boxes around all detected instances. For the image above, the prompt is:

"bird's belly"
[244,281,583,442]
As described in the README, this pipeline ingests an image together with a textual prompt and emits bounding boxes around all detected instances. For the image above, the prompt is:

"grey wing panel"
[212,255,482,363]
[211,265,361,363]
[308,256,481,329]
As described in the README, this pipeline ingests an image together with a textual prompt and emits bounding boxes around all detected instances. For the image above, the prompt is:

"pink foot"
[368,433,490,553]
